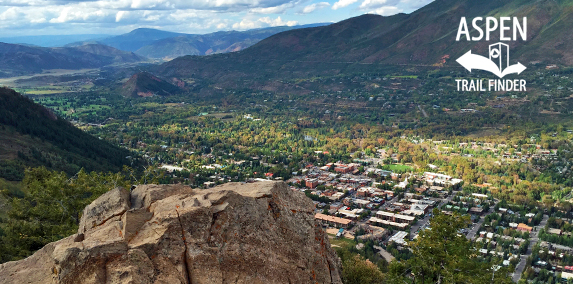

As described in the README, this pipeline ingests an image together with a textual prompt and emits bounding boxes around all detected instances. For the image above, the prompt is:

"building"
[562,272,573,281]
[405,204,429,216]
[315,213,353,228]
[516,223,533,232]
[338,208,365,219]
[330,202,344,210]
[471,193,488,199]
[352,199,371,208]
[335,166,353,173]
[388,231,409,246]
[368,217,409,229]
[376,211,416,224]
[305,178,319,189]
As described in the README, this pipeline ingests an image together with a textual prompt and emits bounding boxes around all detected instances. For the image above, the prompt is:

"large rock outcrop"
[0,181,342,284]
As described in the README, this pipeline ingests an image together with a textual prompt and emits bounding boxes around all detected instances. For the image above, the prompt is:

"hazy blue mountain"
[0,34,110,48]
[71,28,186,52]
[134,24,330,59]
[0,43,145,77]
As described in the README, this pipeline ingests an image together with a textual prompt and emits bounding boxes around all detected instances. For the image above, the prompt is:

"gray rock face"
[0,181,342,284]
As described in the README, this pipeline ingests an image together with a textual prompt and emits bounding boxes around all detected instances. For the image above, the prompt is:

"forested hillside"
[0,87,132,180]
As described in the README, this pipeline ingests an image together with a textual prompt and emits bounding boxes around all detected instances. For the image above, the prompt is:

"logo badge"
[456,42,526,79]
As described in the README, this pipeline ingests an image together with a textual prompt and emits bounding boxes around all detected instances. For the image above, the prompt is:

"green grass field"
[327,233,357,248]
[384,164,414,172]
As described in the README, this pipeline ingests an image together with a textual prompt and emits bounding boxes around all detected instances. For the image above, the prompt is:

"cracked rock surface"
[0,181,342,284]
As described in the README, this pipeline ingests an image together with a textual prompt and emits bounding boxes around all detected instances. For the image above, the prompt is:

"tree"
[387,209,513,284]
[0,167,129,263]
[342,254,385,284]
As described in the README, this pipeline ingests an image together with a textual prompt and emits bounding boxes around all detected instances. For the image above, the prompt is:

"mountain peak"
[0,181,342,284]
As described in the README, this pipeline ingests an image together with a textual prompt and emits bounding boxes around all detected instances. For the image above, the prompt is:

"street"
[466,200,498,240]
[511,214,549,282]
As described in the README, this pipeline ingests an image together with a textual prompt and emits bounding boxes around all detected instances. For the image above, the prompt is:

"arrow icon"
[456,50,526,78]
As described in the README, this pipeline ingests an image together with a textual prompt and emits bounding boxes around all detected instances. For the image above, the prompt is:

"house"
[548,228,562,235]
[469,207,484,215]
[516,223,533,232]
[525,213,535,218]
[315,213,353,228]
[471,193,488,199]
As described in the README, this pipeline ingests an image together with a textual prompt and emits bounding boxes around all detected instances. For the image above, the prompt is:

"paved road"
[466,201,498,240]
[418,105,429,118]
[512,215,549,282]
[374,245,396,263]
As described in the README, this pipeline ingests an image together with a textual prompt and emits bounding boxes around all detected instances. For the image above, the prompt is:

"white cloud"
[249,1,299,14]
[258,16,297,26]
[115,11,127,22]
[368,5,401,15]
[232,16,297,30]
[359,0,386,9]
[0,0,433,36]
[49,7,112,23]
[332,0,358,10]
[300,2,329,14]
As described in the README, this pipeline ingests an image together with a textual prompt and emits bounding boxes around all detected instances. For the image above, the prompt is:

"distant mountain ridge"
[133,24,330,59]
[0,43,145,77]
[153,0,573,82]
[0,34,110,48]
[69,24,330,59]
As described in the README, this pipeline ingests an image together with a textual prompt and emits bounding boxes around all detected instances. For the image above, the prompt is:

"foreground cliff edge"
[0,181,342,284]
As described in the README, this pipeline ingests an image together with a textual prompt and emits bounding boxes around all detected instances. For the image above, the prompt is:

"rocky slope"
[0,181,342,284]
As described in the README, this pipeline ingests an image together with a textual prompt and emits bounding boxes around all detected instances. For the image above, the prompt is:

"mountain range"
[70,24,329,60]
[0,43,144,77]
[153,0,573,83]
[0,24,329,77]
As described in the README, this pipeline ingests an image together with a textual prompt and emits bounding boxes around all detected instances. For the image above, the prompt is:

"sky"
[0,0,435,37]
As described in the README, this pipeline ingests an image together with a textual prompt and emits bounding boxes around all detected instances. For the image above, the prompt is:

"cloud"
[300,2,329,14]
[258,16,297,26]
[332,0,358,10]
[232,16,297,30]
[0,0,433,36]
[115,10,126,22]
[49,7,113,23]
[249,1,300,14]
[368,5,401,15]
[359,0,385,9]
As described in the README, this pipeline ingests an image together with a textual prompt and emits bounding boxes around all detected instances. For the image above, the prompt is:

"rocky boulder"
[0,181,342,284]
